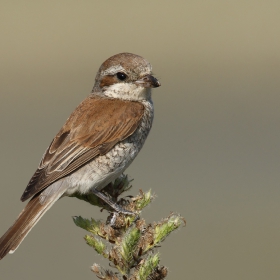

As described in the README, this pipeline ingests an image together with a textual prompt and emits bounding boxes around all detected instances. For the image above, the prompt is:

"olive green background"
[0,1,280,279]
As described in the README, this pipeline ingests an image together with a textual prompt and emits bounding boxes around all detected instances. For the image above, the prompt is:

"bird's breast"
[64,99,154,196]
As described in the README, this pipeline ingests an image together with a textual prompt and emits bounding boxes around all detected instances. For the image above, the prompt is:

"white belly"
[64,141,137,196]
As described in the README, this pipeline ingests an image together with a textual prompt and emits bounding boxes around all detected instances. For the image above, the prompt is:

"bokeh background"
[1,1,280,279]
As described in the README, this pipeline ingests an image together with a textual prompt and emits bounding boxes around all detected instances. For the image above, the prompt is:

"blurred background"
[0,1,280,279]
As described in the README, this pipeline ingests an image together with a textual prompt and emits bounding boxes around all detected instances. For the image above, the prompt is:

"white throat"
[103,83,152,101]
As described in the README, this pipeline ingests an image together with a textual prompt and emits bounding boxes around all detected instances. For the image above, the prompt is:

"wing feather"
[21,95,144,201]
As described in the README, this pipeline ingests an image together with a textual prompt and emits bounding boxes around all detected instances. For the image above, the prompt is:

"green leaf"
[135,190,153,210]
[120,227,141,266]
[137,253,160,280]
[85,235,106,256]
[154,214,183,245]
[72,216,102,234]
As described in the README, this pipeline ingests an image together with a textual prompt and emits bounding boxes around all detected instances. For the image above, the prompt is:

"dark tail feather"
[0,181,67,260]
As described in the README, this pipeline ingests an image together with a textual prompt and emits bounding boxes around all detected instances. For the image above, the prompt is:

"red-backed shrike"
[0,53,160,259]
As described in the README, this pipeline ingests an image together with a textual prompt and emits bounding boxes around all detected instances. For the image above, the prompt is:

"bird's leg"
[91,188,136,216]
[109,212,119,227]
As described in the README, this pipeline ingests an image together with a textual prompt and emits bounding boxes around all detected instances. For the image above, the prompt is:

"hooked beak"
[135,74,161,88]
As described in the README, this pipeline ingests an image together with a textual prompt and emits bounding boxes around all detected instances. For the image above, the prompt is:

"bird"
[0,52,160,260]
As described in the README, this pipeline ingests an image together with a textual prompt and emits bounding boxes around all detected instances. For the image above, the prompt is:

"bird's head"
[92,53,160,101]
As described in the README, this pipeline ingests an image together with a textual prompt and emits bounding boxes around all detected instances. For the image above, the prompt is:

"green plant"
[72,174,185,280]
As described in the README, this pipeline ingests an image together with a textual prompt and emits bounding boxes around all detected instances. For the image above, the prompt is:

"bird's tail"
[0,181,67,260]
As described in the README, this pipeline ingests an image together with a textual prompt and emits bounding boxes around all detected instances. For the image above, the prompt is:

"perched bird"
[0,53,160,260]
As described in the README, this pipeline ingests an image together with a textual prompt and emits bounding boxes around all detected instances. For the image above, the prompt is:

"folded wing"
[21,95,144,201]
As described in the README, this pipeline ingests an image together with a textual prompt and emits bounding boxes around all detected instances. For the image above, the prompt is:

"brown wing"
[21,95,144,201]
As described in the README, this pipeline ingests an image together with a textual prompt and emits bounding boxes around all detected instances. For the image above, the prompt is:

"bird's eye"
[116,72,127,81]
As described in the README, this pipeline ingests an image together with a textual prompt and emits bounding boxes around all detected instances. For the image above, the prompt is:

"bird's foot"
[91,188,138,227]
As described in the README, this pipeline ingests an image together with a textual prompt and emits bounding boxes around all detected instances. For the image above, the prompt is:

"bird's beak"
[135,74,161,88]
